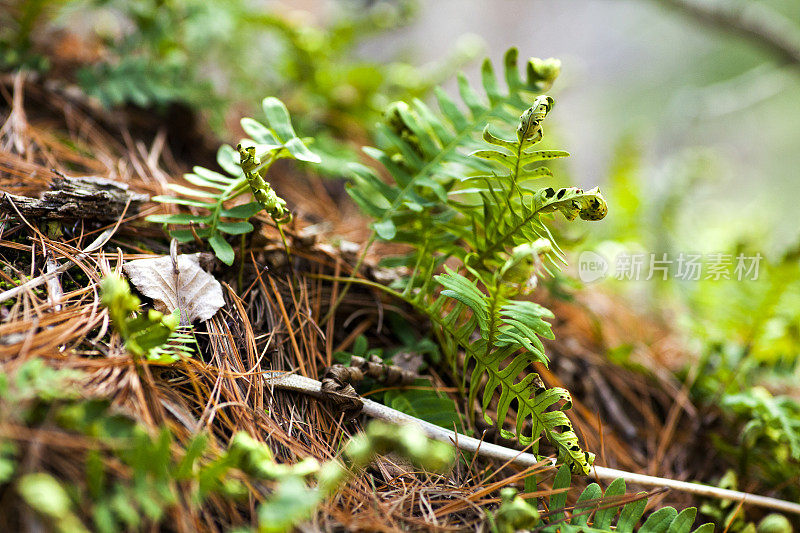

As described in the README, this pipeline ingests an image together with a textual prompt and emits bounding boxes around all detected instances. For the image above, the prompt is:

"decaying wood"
[1,172,149,221]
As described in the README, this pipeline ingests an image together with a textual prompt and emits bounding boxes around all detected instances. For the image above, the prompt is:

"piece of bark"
[0,174,149,221]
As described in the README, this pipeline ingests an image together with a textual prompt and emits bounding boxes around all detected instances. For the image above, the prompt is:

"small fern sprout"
[100,275,180,359]
[237,144,292,224]
[499,238,553,291]
[529,57,561,85]
[148,97,318,265]
[517,94,553,143]
[317,421,453,495]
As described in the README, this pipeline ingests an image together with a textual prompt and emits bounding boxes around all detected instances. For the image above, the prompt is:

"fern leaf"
[240,97,321,164]
[571,483,602,527]
[667,508,698,533]
[347,48,560,243]
[550,464,572,522]
[148,328,197,364]
[433,269,592,473]
[593,478,627,530]
[536,474,715,533]
[639,507,680,533]
[616,495,649,533]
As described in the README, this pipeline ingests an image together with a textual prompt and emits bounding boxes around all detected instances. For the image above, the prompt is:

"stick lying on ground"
[264,371,800,516]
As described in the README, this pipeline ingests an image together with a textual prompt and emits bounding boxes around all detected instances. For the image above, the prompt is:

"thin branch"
[265,371,800,516]
[660,0,800,68]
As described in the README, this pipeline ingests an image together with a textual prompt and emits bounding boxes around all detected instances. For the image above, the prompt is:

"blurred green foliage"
[100,274,182,358]
[589,119,800,503]
[1,0,481,175]
[0,0,59,70]
[0,359,453,532]
[489,464,715,533]
[60,0,427,123]
[697,471,794,533]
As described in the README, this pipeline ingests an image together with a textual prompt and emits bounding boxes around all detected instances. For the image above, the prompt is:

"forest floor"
[0,71,768,531]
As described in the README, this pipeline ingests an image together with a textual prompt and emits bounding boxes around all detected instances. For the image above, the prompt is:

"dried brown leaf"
[122,253,224,325]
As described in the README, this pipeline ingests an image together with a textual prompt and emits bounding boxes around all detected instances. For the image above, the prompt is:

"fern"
[77,56,216,110]
[345,50,606,475]
[490,464,716,533]
[347,48,562,244]
[147,97,319,265]
[463,104,606,268]
[435,104,604,472]
[722,386,800,460]
[432,267,591,471]
[100,275,179,359]
[148,327,197,364]
[542,469,715,533]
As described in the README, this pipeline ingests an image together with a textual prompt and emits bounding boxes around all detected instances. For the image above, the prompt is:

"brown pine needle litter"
[0,74,794,532]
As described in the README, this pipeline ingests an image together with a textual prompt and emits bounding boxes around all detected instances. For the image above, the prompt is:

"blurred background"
[391,0,800,253]
[8,0,796,249]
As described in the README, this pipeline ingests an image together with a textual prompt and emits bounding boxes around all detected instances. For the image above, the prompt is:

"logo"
[578,251,609,283]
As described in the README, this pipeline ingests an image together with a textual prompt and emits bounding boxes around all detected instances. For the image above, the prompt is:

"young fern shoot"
[147,97,319,265]
[455,94,607,278]
[237,145,292,224]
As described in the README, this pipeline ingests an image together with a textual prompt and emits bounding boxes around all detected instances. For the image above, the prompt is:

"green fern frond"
[100,275,180,359]
[148,327,197,364]
[491,465,716,532]
[426,95,604,474]
[238,145,291,223]
[147,97,318,265]
[342,51,606,474]
[433,269,592,473]
[147,144,257,265]
[533,465,716,533]
[346,48,561,242]
[448,94,608,273]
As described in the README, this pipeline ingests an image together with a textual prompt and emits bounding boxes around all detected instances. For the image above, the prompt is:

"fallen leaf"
[122,253,224,325]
